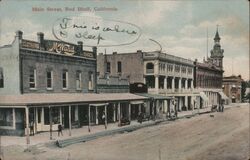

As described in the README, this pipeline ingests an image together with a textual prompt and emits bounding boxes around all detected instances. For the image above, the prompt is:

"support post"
[164,76,167,89]
[25,107,30,147]
[172,77,175,92]
[13,108,16,130]
[88,105,91,132]
[118,103,121,126]
[155,75,159,90]
[69,105,72,136]
[128,103,131,122]
[105,105,107,129]
[49,106,52,140]
[95,106,98,125]
[113,104,116,122]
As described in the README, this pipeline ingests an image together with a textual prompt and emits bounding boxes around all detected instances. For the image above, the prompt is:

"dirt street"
[2,104,249,160]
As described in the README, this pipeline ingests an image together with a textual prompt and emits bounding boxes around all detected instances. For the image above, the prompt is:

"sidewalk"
[0,103,245,148]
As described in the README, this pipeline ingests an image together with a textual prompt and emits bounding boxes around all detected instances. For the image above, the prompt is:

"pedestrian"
[102,111,107,129]
[30,120,34,136]
[58,124,63,137]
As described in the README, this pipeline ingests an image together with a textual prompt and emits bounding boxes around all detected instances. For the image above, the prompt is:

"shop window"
[106,62,110,73]
[62,70,68,89]
[0,108,13,126]
[0,68,3,88]
[29,68,36,89]
[117,61,122,73]
[76,71,82,90]
[47,70,53,89]
[44,107,60,125]
[88,71,94,90]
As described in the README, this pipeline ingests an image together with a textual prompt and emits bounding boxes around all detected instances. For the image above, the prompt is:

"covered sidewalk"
[0,93,149,146]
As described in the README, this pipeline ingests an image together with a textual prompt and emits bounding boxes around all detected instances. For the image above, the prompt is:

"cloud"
[123,1,180,28]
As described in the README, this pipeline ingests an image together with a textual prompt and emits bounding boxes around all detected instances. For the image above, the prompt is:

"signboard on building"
[21,40,40,50]
[44,40,75,55]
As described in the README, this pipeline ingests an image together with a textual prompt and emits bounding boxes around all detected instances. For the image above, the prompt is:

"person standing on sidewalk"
[58,124,63,137]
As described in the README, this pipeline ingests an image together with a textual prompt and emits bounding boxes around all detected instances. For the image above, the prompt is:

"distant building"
[194,28,227,108]
[223,75,243,103]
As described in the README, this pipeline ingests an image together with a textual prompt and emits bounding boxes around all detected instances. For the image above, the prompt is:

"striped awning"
[200,92,209,102]
[218,92,229,100]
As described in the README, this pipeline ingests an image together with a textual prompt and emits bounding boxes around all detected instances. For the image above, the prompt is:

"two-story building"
[97,50,198,118]
[0,31,148,138]
[223,75,243,103]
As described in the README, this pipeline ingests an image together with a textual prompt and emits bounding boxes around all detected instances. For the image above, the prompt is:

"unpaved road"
[2,104,250,160]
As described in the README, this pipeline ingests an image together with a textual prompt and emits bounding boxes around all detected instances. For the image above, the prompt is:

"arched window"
[146,63,154,69]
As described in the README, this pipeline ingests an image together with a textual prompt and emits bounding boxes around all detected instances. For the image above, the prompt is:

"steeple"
[210,25,224,69]
[214,25,221,42]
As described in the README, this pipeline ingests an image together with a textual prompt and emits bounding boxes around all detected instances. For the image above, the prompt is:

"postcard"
[0,0,249,160]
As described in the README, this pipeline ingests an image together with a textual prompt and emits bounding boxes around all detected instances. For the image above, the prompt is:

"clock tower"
[210,26,224,69]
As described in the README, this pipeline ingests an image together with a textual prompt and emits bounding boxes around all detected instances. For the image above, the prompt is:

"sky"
[0,0,249,80]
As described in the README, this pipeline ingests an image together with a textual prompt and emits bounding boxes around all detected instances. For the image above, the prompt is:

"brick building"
[223,75,243,103]
[0,31,148,138]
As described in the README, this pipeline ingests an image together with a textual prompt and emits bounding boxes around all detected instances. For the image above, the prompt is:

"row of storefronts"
[0,29,228,138]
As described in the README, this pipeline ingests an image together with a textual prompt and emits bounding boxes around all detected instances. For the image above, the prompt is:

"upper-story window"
[146,63,154,74]
[76,71,82,90]
[187,67,192,75]
[117,61,122,73]
[62,70,68,89]
[175,65,180,72]
[181,66,186,73]
[46,70,53,89]
[88,71,94,90]
[0,68,3,88]
[106,62,111,73]
[29,68,36,89]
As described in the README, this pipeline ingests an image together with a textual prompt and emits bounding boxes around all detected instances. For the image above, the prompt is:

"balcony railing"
[146,69,154,74]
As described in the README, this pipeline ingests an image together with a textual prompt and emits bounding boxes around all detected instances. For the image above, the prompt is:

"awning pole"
[69,105,72,136]
[88,105,91,132]
[118,103,121,126]
[105,105,107,129]
[49,106,52,140]
[25,107,30,148]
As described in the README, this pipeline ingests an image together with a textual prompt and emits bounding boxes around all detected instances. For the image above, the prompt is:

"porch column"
[185,79,188,89]
[113,104,116,122]
[139,103,141,113]
[178,78,181,89]
[128,103,131,121]
[69,105,72,136]
[118,103,121,126]
[191,79,194,89]
[185,96,188,110]
[95,106,99,125]
[35,108,38,133]
[25,107,30,146]
[105,105,107,129]
[12,108,16,130]
[155,75,159,89]
[164,76,167,89]
[49,107,52,140]
[88,105,91,132]
[59,107,62,125]
[172,77,175,92]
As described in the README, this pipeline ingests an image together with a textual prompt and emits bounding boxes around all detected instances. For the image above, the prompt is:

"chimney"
[37,32,44,49]
[77,41,83,51]
[77,41,83,54]
[37,32,44,43]
[92,46,97,58]
[16,30,23,39]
